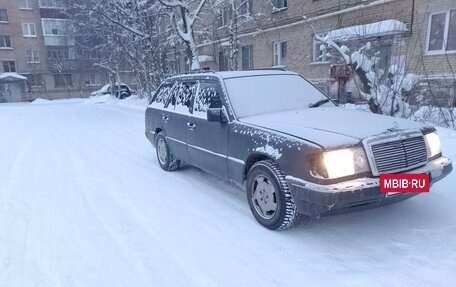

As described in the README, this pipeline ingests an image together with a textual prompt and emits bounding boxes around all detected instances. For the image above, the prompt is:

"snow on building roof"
[324,19,408,42]
[186,55,215,64]
[197,55,214,63]
[0,72,27,82]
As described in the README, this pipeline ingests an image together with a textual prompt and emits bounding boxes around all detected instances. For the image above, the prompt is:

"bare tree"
[71,0,182,98]
[209,0,256,70]
[158,0,208,70]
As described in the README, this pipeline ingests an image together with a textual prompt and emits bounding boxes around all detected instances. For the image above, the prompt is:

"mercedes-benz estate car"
[145,70,452,230]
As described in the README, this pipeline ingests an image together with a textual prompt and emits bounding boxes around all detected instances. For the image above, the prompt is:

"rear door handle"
[187,122,195,129]
[162,115,168,121]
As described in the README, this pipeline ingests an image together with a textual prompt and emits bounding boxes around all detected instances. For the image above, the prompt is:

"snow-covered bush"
[350,42,419,117]
[313,31,419,117]
[411,106,456,129]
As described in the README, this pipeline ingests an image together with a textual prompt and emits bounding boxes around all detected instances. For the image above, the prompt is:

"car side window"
[169,81,198,114]
[150,82,173,108]
[193,81,222,118]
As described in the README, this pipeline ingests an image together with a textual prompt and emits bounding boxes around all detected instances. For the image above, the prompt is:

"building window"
[54,74,73,87]
[84,73,103,86]
[48,47,73,60]
[3,61,16,72]
[427,10,456,53]
[39,0,64,8]
[218,47,229,71]
[19,0,32,9]
[273,0,287,10]
[22,23,36,37]
[0,9,8,22]
[0,35,11,48]
[26,50,40,63]
[242,45,253,70]
[273,41,287,66]
[22,74,43,89]
[217,6,231,28]
[240,0,253,15]
[313,36,329,63]
[29,74,43,87]
[42,19,73,36]
[76,48,102,59]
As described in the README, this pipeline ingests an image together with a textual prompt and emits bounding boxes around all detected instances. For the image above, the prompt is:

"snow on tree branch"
[158,0,208,70]
[304,17,420,116]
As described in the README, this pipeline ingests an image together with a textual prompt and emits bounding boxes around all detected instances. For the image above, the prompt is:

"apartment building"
[0,0,109,102]
[197,0,456,105]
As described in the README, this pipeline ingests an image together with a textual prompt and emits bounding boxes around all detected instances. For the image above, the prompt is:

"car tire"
[246,160,299,230]
[155,132,180,171]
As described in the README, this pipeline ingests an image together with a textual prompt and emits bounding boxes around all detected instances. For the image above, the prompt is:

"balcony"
[39,0,65,9]
[42,19,74,46]
[47,59,100,72]
[43,35,75,46]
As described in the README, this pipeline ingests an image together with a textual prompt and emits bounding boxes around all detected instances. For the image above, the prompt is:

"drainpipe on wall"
[410,0,415,35]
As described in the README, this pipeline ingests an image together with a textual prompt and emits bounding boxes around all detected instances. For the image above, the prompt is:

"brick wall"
[198,0,455,105]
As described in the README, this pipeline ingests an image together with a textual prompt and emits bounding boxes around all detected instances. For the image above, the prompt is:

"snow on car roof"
[217,70,297,79]
[168,70,297,80]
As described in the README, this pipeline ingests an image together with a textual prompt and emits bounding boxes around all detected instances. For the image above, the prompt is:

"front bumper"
[286,157,453,217]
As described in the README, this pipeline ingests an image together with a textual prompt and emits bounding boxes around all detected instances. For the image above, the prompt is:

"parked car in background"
[91,83,136,99]
[145,70,452,230]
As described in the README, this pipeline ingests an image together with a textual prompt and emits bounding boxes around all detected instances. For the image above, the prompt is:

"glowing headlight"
[323,149,355,178]
[310,147,370,179]
[424,132,442,159]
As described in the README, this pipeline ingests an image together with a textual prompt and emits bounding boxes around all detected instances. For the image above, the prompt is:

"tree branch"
[83,7,147,37]
[189,0,208,26]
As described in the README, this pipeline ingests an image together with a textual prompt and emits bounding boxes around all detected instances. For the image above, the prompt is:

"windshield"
[224,74,334,118]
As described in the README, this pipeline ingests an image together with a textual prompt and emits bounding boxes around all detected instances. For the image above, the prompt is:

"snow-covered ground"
[0,98,455,287]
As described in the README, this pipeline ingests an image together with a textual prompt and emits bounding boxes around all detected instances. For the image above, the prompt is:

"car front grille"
[370,136,428,174]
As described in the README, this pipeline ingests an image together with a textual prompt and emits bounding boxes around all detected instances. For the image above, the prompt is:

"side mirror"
[207,108,228,123]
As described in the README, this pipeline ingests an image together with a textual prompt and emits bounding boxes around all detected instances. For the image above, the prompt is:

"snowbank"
[84,94,149,110]
[31,98,52,105]
[411,106,456,129]
[117,95,149,108]
[341,103,371,112]
[341,103,456,130]
[84,94,118,104]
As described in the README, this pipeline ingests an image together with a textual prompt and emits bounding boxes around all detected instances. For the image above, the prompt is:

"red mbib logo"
[380,174,430,193]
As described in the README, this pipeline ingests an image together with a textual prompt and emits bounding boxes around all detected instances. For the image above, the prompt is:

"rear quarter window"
[150,83,173,109]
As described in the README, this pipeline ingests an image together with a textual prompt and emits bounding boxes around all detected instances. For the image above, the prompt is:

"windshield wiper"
[308,98,330,108]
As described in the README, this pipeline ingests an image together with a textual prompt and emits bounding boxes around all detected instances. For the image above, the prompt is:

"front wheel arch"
[244,153,274,180]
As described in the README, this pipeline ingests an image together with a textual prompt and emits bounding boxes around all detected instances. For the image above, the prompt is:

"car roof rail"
[247,67,288,71]
[169,67,288,78]
[170,69,216,77]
